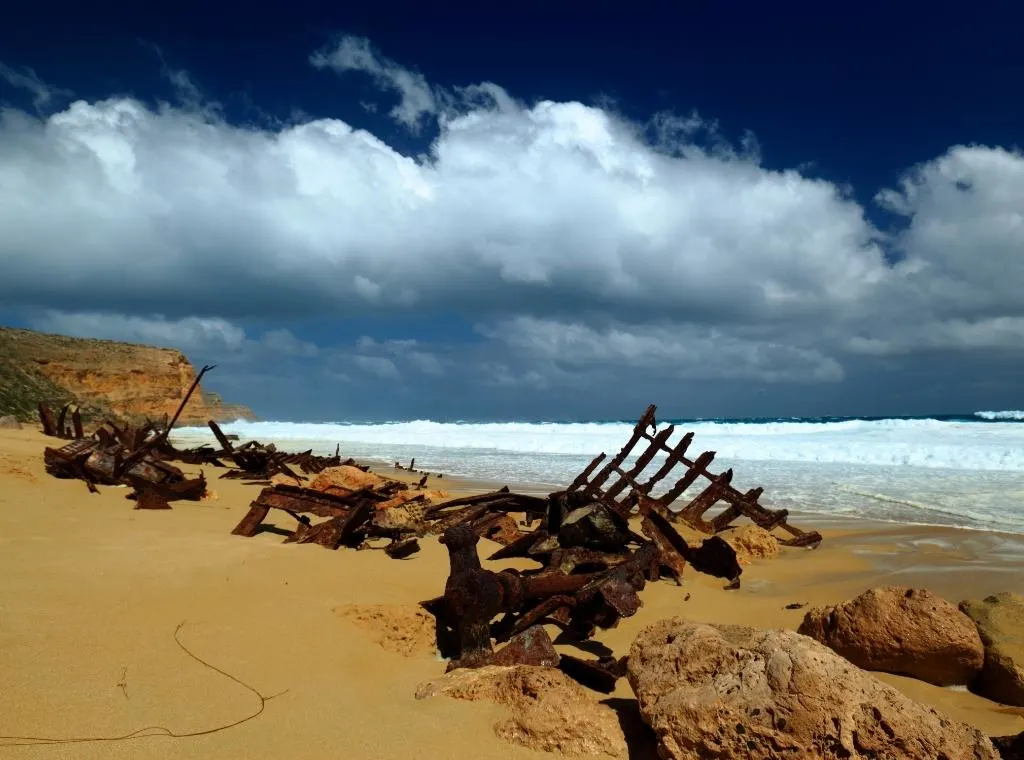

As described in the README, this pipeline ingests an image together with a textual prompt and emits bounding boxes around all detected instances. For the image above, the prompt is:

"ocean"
[171,412,1024,534]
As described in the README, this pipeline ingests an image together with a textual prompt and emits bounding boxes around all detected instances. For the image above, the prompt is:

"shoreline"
[2,425,1022,757]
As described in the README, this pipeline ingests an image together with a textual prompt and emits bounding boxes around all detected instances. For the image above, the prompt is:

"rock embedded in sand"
[270,472,304,488]
[797,586,984,686]
[959,592,1024,706]
[627,618,999,760]
[309,465,389,494]
[0,415,22,429]
[415,665,628,758]
[722,524,781,564]
[371,503,425,532]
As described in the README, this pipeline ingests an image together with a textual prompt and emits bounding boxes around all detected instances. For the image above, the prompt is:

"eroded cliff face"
[0,327,255,424]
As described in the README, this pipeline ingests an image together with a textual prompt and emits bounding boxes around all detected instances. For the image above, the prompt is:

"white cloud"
[481,317,844,383]
[1,39,1023,395]
[407,350,444,375]
[353,355,400,379]
[311,36,437,130]
[0,62,71,111]
[261,328,319,357]
[0,93,888,328]
[27,311,247,352]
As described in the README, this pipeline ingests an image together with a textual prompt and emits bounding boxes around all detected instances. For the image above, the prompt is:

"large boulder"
[627,618,998,760]
[797,586,984,686]
[0,415,22,429]
[415,665,628,757]
[960,592,1024,706]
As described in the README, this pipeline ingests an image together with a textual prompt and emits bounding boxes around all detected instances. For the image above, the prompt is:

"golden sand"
[1,426,1021,758]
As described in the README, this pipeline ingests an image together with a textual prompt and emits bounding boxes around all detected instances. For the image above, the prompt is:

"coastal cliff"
[0,327,255,425]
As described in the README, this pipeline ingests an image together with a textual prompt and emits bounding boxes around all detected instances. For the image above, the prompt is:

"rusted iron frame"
[573,404,657,501]
[570,405,821,547]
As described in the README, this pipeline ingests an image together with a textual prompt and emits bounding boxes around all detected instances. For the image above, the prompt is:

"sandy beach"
[1,425,1022,758]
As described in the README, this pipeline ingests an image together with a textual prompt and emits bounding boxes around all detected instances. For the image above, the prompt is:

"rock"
[0,415,22,429]
[378,488,448,510]
[722,524,780,563]
[415,665,628,757]
[627,618,999,760]
[798,586,984,686]
[371,503,425,532]
[960,592,1024,706]
[269,473,303,488]
[309,465,390,494]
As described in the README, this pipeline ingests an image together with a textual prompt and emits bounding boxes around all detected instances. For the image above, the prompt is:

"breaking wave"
[173,415,1024,533]
[975,410,1024,421]
[179,416,1024,472]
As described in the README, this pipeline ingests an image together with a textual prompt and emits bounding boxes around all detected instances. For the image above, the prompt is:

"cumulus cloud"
[1,39,1022,402]
[480,317,845,382]
[0,93,888,329]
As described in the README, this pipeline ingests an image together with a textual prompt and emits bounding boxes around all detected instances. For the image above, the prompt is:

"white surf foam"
[172,417,1024,533]
[177,417,1024,472]
[975,410,1024,421]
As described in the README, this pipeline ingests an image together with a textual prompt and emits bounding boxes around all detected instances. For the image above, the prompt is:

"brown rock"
[270,473,303,488]
[0,415,22,429]
[627,618,998,760]
[309,465,390,493]
[722,524,781,564]
[798,586,984,686]
[415,665,628,757]
[960,592,1024,706]
[371,503,425,532]
[377,488,447,509]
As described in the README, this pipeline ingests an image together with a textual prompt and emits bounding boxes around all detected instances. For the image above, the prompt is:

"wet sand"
[0,426,1021,758]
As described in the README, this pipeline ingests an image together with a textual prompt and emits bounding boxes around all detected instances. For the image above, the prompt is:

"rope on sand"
[0,621,287,747]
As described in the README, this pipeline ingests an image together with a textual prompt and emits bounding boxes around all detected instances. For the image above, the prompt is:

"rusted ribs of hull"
[565,404,822,548]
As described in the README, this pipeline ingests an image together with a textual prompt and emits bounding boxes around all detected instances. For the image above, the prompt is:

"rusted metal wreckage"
[416,404,822,690]
[231,482,545,560]
[39,365,344,507]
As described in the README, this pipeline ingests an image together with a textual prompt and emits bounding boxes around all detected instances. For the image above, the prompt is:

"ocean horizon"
[171,411,1024,535]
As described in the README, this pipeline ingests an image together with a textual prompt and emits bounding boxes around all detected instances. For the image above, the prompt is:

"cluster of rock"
[797,586,1024,708]
[415,585,1023,759]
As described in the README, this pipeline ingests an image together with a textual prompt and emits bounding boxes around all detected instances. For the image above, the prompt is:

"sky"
[1,1,1023,421]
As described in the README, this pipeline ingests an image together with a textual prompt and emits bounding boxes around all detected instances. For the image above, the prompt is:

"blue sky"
[1,0,1023,421]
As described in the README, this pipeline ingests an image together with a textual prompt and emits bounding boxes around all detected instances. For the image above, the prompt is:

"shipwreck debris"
[39,367,219,507]
[567,404,822,548]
